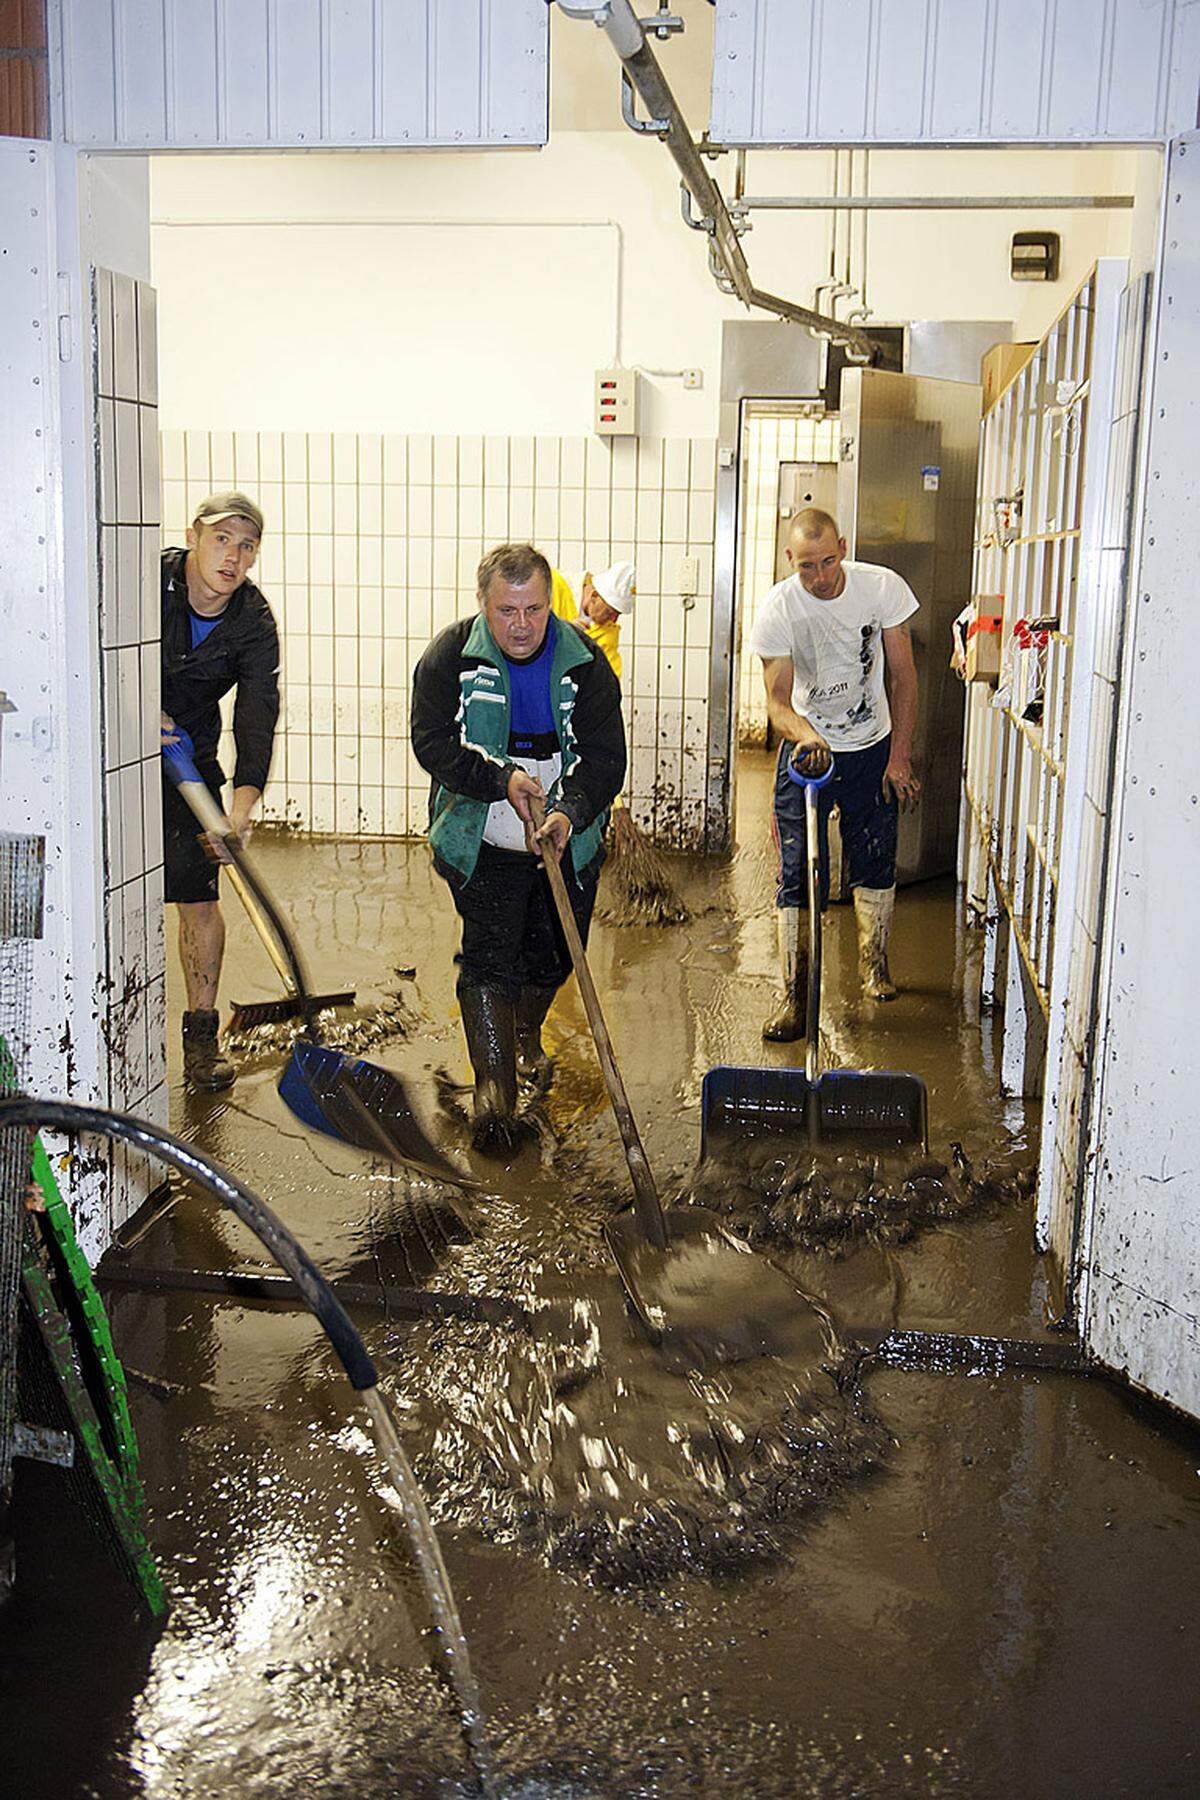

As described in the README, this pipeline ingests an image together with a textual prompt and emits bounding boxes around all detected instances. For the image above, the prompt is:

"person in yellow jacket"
[552,557,688,925]
[551,561,636,678]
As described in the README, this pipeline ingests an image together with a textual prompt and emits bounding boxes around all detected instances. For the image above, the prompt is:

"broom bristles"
[598,808,690,926]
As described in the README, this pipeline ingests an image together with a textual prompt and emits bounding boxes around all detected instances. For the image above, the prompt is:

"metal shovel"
[701,754,928,1156]
[531,798,828,1369]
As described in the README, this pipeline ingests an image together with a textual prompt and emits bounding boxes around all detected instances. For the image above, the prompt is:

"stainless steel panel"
[905,320,1013,384]
[719,322,824,407]
[838,367,981,883]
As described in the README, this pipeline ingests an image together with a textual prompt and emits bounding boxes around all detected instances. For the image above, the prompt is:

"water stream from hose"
[360,1385,496,1798]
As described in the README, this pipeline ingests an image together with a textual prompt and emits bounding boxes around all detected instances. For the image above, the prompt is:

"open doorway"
[731,401,840,859]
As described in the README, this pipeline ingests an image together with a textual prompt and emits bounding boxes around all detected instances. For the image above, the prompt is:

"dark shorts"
[772,734,898,909]
[162,767,223,906]
[438,842,600,999]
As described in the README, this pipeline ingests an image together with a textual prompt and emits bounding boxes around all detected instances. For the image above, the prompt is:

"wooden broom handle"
[171,775,299,998]
[530,797,667,1250]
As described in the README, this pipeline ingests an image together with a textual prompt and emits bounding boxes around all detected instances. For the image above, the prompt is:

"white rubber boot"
[762,906,808,1042]
[854,885,898,1001]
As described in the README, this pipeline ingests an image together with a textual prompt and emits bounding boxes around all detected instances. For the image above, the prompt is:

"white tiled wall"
[160,430,719,849]
[736,412,839,745]
[95,268,168,1230]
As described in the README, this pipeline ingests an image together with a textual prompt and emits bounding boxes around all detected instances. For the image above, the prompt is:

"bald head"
[791,507,840,544]
[786,509,848,600]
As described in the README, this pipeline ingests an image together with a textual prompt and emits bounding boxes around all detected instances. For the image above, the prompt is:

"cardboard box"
[965,605,1003,683]
[981,342,1036,414]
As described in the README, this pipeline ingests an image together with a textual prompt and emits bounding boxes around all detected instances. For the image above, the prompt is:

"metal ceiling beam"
[555,1,882,359]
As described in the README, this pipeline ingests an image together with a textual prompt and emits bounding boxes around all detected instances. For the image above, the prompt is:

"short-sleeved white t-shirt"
[747,560,919,751]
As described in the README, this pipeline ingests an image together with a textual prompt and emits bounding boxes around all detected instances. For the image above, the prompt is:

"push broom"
[162,733,474,1189]
[161,729,354,1030]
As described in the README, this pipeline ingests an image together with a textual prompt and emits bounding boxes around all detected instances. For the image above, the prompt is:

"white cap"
[592,560,636,614]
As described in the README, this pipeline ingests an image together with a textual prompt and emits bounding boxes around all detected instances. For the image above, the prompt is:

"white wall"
[1,146,160,1260]
[150,139,1146,440]
[1080,133,1200,1420]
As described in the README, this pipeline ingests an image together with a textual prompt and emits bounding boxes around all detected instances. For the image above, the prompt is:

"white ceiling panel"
[57,0,549,149]
[712,0,1200,144]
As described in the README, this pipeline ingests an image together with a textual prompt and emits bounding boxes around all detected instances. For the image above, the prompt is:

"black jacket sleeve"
[231,604,281,792]
[554,638,627,833]
[411,624,513,803]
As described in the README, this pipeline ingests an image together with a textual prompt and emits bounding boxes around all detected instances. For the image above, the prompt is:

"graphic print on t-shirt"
[746,561,919,752]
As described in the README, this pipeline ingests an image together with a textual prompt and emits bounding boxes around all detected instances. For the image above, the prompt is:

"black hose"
[0,1097,378,1390]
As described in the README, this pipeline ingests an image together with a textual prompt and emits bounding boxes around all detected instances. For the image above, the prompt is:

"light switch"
[678,554,699,596]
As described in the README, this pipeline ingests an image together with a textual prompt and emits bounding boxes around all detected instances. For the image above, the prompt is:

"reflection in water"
[372,1185,891,1589]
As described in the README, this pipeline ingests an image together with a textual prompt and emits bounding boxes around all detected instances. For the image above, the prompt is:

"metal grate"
[0,831,46,1509]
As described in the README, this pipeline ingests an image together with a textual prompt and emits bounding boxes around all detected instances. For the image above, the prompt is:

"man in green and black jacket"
[412,542,626,1153]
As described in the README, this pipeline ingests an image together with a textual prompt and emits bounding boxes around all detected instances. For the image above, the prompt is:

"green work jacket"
[411,611,626,885]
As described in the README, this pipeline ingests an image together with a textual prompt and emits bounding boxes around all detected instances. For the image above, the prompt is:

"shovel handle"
[803,782,823,1085]
[787,751,835,1087]
[162,732,318,1035]
[530,797,667,1250]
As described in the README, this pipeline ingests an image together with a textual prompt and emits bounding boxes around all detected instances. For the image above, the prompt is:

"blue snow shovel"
[162,732,476,1190]
[701,750,928,1155]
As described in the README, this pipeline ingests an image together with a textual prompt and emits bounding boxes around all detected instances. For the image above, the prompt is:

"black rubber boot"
[515,985,555,1092]
[460,985,523,1155]
[182,1009,235,1091]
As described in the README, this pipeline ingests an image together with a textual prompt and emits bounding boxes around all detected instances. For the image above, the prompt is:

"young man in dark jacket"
[161,492,280,1090]
[412,542,626,1153]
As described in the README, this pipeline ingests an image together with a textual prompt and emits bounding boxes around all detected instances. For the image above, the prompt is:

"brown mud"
[3,768,1199,1798]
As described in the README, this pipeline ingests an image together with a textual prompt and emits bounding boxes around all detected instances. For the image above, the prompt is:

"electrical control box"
[594,368,641,436]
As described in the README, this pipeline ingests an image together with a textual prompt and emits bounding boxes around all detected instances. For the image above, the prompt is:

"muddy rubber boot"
[460,985,523,1155]
[762,906,809,1042]
[854,885,899,1001]
[182,1009,236,1091]
[515,985,555,1092]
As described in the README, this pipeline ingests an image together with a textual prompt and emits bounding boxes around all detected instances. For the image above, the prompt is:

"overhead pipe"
[555,0,881,359]
[730,193,1135,210]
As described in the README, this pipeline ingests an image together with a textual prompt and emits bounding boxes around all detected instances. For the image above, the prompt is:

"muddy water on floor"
[3,808,1199,1798]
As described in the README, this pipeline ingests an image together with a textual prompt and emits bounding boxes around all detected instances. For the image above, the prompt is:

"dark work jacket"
[411,613,626,883]
[160,548,280,791]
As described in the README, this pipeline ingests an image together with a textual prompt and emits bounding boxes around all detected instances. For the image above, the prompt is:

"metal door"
[774,461,839,583]
[837,367,980,883]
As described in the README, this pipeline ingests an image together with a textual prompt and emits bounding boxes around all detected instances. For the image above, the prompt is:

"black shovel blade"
[604,1205,831,1371]
[700,1065,928,1157]
[280,1039,478,1191]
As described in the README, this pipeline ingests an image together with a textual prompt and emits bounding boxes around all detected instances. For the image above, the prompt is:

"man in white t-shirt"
[748,508,921,1038]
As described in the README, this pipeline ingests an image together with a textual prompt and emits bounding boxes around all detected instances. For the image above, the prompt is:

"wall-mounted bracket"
[622,69,669,135]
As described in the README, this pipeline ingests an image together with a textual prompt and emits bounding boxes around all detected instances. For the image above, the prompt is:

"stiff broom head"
[599,809,689,926]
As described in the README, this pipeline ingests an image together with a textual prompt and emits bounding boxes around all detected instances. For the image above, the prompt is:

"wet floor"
[4,756,1199,1797]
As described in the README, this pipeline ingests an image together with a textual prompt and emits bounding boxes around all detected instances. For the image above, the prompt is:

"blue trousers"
[772,735,898,909]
